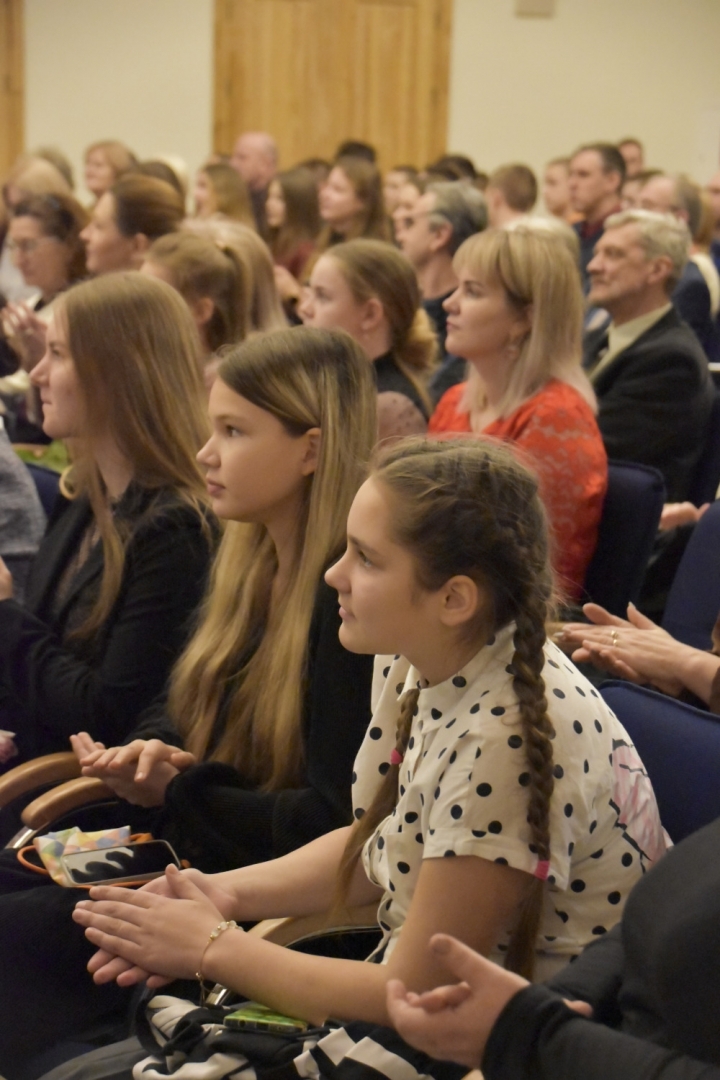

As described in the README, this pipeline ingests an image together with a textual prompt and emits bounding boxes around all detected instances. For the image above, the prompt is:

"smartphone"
[224,1002,308,1034]
[60,840,181,887]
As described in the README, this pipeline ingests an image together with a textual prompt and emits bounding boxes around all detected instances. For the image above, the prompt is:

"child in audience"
[0,272,214,767]
[300,238,436,438]
[429,225,607,601]
[80,174,183,275]
[266,166,320,278]
[71,439,664,1080]
[315,155,391,256]
[0,327,377,1075]
[193,162,256,230]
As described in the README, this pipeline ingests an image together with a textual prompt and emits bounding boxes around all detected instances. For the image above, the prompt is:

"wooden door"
[0,0,24,177]
[214,0,452,171]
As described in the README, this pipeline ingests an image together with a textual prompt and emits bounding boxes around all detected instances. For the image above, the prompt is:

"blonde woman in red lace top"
[429,225,607,600]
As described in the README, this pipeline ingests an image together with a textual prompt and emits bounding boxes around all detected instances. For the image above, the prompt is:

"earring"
[505,340,521,361]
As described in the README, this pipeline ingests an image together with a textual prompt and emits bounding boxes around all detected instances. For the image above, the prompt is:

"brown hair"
[84,140,137,180]
[58,273,209,638]
[111,174,184,241]
[147,232,249,351]
[168,327,377,787]
[326,239,437,412]
[336,437,556,979]
[488,164,538,213]
[316,156,391,255]
[11,192,89,282]
[268,167,321,265]
[202,163,255,228]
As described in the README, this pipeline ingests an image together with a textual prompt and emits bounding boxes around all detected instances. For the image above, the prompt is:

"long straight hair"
[167,327,377,789]
[455,226,594,422]
[336,438,556,979]
[58,272,210,638]
[268,167,321,265]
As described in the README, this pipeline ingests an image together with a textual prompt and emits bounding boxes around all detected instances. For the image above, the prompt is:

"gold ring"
[611,630,619,646]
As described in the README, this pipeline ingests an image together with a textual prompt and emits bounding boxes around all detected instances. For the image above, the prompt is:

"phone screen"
[61,842,179,885]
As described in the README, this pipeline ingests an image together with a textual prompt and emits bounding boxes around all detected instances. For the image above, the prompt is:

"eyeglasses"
[6,236,54,255]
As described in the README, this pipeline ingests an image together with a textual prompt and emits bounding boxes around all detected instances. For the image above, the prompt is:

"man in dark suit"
[569,142,625,289]
[584,209,714,503]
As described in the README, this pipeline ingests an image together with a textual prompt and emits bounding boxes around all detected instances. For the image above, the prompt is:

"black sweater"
[483,815,720,1080]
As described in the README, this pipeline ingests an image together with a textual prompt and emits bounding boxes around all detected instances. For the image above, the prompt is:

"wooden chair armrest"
[0,752,80,809]
[21,777,116,832]
[248,903,380,947]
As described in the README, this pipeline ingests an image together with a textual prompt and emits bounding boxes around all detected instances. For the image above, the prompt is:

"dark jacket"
[673,261,720,363]
[483,815,720,1080]
[0,484,215,761]
[584,307,714,502]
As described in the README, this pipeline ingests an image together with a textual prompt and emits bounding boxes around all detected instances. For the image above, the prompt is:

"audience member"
[639,172,720,359]
[0,156,73,303]
[82,140,137,202]
[67,439,662,1079]
[266,167,320,276]
[583,210,714,502]
[485,164,538,227]
[0,418,44,604]
[315,156,391,257]
[185,217,287,337]
[230,131,278,236]
[383,165,418,215]
[692,188,720,321]
[429,226,607,600]
[0,273,214,767]
[705,167,720,275]
[617,136,645,178]
[392,172,426,244]
[296,157,332,187]
[193,162,255,228]
[621,167,662,210]
[32,146,75,191]
[0,327,377,1072]
[397,181,487,400]
[141,232,249,386]
[300,238,436,438]
[542,158,581,224]
[134,159,186,201]
[80,174,183,275]
[335,139,377,164]
[569,143,625,287]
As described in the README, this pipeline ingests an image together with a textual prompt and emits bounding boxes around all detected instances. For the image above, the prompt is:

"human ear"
[191,296,215,329]
[647,255,673,288]
[438,575,483,629]
[429,220,453,254]
[132,233,151,258]
[300,426,322,476]
[360,296,384,334]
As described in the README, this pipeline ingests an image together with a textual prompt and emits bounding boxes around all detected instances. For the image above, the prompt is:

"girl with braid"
[70,439,664,1080]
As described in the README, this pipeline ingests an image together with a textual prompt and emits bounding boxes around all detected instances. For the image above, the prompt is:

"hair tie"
[534,859,550,881]
[390,748,404,766]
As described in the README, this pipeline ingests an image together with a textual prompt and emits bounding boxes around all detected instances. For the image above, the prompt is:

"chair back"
[686,391,720,507]
[583,461,665,617]
[662,499,720,649]
[600,680,720,843]
[24,462,60,517]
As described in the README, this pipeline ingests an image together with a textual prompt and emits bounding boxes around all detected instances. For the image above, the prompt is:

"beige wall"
[448,0,720,192]
[24,0,213,203]
[22,0,720,207]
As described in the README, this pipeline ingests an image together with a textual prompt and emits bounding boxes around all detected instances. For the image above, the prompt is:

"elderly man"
[230,131,278,236]
[640,173,720,360]
[569,143,626,287]
[398,181,487,401]
[584,210,713,503]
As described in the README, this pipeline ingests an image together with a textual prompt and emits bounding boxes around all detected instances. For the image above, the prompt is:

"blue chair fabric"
[600,680,720,843]
[582,461,666,617]
[25,461,60,518]
[662,499,720,649]
[686,391,720,507]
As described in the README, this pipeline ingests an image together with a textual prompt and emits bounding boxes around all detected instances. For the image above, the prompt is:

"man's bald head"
[231,132,278,191]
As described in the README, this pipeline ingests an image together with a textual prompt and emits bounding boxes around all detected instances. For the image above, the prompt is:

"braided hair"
[336,437,555,978]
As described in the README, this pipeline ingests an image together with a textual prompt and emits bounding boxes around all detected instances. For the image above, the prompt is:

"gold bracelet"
[196,919,238,1003]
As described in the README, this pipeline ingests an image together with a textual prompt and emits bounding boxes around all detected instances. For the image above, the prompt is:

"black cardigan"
[143,580,374,872]
[0,485,215,762]
[483,815,720,1080]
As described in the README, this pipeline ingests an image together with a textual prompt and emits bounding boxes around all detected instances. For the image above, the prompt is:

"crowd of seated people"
[0,124,720,1080]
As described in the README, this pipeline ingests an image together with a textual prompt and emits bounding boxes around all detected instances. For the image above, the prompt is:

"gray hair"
[426,181,487,255]
[604,209,690,292]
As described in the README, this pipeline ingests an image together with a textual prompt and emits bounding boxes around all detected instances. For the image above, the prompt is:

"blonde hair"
[147,232,249,351]
[84,140,137,180]
[168,327,377,788]
[326,239,437,413]
[58,273,210,638]
[455,226,593,421]
[336,437,556,979]
[185,218,287,333]
[201,163,255,229]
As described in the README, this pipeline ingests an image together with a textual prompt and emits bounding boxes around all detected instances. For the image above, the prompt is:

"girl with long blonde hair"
[72,438,664,1080]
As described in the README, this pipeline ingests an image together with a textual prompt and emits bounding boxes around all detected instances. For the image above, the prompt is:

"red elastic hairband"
[390,749,404,766]
[534,859,550,881]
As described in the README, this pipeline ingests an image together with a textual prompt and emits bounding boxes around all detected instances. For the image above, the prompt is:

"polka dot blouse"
[352,624,666,970]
